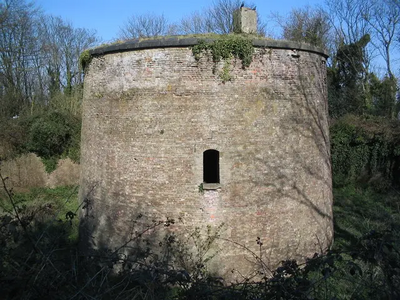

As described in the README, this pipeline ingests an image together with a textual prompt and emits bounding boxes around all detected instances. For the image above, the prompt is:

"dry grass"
[47,158,80,188]
[1,153,47,190]
[1,153,80,191]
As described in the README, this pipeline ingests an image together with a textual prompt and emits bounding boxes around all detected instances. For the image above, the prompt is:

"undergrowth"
[1,161,400,298]
[1,108,81,173]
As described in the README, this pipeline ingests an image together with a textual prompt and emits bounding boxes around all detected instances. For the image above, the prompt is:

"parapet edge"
[89,36,329,58]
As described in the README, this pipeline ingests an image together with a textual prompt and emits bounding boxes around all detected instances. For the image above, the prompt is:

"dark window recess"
[203,149,220,183]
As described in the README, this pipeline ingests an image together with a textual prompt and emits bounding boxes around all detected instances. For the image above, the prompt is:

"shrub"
[26,111,79,158]
[330,114,400,189]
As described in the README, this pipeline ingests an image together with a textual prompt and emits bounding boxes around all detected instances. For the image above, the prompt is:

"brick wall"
[80,39,333,281]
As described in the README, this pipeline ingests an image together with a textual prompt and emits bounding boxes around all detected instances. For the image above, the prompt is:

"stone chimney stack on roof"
[233,6,257,34]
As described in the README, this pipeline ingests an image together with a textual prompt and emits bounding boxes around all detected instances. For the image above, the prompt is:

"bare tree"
[274,6,332,49]
[326,0,400,77]
[0,0,40,117]
[178,0,266,35]
[325,0,399,117]
[324,0,375,109]
[362,0,400,78]
[39,16,98,95]
[206,0,245,34]
[119,1,266,39]
[179,11,212,35]
[118,13,176,39]
[0,0,99,117]
[325,0,370,45]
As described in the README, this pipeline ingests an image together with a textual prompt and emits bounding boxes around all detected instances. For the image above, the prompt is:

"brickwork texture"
[79,37,333,281]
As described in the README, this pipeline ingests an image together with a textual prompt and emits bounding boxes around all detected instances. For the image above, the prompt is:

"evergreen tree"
[328,34,371,117]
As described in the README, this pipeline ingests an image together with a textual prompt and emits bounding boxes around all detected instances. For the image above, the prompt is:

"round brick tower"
[79,36,333,281]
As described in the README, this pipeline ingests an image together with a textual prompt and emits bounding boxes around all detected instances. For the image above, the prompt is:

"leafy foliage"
[25,111,80,159]
[328,34,371,118]
[1,0,400,298]
[79,49,92,71]
[370,74,398,118]
[14,111,81,174]
[333,185,400,298]
[330,114,400,188]
[1,168,400,299]
[0,178,80,298]
[0,110,81,172]
[193,35,254,68]
[192,35,254,82]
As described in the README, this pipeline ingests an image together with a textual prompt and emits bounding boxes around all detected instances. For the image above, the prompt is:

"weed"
[198,183,204,194]
[192,34,254,82]
[79,49,92,71]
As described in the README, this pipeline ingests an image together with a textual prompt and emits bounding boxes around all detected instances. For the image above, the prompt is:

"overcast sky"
[35,0,324,42]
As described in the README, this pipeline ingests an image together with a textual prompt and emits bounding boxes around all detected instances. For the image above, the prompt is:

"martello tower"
[79,8,333,280]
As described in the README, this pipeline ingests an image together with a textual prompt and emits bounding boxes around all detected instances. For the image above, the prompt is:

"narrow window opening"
[203,149,220,183]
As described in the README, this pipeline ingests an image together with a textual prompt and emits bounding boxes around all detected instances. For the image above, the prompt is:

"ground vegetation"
[1,0,400,298]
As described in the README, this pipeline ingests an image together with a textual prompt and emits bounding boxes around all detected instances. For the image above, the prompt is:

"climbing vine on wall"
[330,115,400,190]
[192,35,254,82]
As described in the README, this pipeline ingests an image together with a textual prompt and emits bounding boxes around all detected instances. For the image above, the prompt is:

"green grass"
[333,185,400,250]
[3,184,399,262]
[0,185,80,243]
[328,185,400,297]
